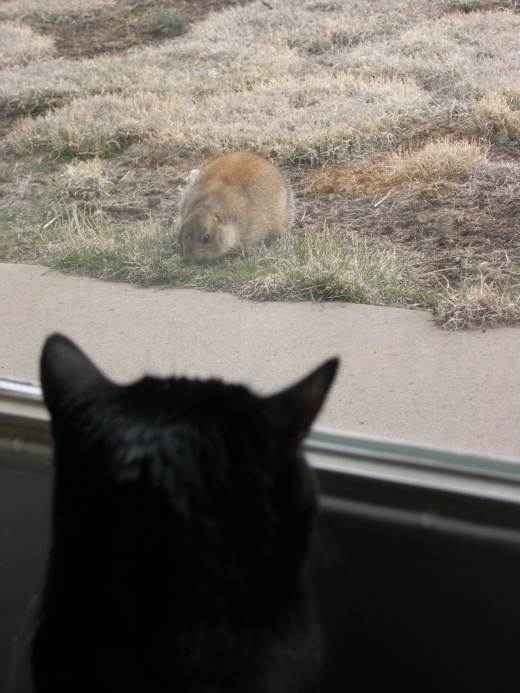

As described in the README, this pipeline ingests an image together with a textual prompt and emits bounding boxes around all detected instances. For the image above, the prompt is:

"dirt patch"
[301,144,520,298]
[21,0,250,60]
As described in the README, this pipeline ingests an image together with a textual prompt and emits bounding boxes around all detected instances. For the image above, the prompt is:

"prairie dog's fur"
[176,152,294,260]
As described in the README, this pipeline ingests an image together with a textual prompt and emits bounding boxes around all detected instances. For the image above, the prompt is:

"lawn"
[1,0,519,329]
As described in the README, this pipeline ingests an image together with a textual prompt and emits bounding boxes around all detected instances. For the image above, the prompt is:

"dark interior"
[2,447,520,693]
[316,468,520,693]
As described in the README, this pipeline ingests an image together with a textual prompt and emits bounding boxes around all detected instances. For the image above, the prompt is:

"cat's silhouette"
[33,334,338,693]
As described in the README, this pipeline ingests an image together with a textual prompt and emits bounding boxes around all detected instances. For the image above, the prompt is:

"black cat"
[33,334,338,693]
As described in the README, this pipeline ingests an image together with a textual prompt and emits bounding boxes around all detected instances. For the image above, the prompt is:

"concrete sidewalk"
[2,262,520,457]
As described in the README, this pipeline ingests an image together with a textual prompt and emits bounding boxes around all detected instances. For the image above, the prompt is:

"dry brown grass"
[2,0,520,328]
[307,138,487,195]
[434,280,520,330]
[2,3,519,159]
[0,21,55,68]
[5,73,433,162]
[0,0,115,18]
[60,158,112,200]
[469,92,520,140]
[334,9,520,98]
[2,2,519,153]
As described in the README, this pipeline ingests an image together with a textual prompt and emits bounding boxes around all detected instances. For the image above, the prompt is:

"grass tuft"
[307,138,487,195]
[469,91,520,141]
[0,21,55,68]
[434,280,520,330]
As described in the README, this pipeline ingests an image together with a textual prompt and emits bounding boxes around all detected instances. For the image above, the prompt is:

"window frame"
[3,376,520,508]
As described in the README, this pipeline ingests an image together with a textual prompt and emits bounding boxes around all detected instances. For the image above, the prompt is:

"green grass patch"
[30,209,431,308]
[148,10,187,38]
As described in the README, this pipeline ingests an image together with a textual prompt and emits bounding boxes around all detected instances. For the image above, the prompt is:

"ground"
[1,0,520,329]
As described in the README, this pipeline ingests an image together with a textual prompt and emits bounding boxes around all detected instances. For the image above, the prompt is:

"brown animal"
[176,151,294,260]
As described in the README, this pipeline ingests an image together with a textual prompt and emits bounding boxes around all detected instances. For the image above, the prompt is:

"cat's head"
[40,334,338,622]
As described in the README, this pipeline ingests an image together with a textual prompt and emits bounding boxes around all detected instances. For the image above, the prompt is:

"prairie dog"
[176,151,294,260]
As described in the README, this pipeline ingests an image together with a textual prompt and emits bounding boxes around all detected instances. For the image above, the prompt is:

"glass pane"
[1,0,520,466]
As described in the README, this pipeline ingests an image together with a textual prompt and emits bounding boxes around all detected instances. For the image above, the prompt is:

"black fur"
[33,334,338,693]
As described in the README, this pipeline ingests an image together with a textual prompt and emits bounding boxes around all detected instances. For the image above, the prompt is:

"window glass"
[1,0,520,460]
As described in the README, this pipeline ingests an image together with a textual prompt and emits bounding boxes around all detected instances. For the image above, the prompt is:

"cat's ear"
[40,333,109,414]
[264,358,339,444]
